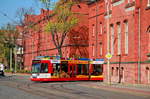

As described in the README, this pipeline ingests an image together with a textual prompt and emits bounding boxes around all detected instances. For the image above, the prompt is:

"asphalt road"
[0,75,150,99]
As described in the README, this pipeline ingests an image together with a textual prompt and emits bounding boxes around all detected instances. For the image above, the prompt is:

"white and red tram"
[30,56,104,82]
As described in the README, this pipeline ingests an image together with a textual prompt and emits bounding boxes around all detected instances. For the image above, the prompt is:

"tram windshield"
[32,62,48,73]
[32,63,41,73]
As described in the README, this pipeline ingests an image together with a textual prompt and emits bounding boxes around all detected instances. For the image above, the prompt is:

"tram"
[30,56,104,82]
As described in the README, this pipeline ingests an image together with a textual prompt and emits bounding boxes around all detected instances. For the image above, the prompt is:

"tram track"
[34,82,107,99]
[0,77,62,99]
[0,76,107,99]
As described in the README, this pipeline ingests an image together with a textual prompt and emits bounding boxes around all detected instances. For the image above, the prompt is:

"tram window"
[82,64,89,75]
[53,64,60,72]
[32,63,41,73]
[77,65,82,75]
[61,64,68,73]
[78,64,89,75]
[92,65,103,75]
[52,64,60,76]
[40,63,48,73]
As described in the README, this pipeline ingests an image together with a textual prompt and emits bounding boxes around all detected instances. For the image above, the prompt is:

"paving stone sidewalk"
[81,82,150,94]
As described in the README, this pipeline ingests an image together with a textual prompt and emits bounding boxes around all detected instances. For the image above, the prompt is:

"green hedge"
[4,69,31,73]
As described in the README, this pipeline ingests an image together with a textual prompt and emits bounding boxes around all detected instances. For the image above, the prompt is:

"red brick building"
[136,0,150,84]
[101,0,150,84]
[88,0,150,84]
[101,0,137,84]
[88,0,105,59]
[21,0,150,84]
[22,2,89,70]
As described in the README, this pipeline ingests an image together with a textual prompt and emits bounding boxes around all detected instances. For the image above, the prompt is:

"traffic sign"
[105,53,112,59]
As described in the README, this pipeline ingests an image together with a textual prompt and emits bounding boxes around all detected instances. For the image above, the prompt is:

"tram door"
[68,64,77,77]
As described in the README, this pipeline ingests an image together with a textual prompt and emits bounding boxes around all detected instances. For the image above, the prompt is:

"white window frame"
[100,44,103,56]
[110,24,114,55]
[117,23,121,55]
[100,23,103,34]
[128,0,130,3]
[148,0,150,7]
[92,45,95,57]
[112,0,125,7]
[124,21,128,54]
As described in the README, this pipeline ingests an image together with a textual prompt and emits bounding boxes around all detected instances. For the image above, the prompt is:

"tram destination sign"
[51,60,60,63]
[68,60,88,64]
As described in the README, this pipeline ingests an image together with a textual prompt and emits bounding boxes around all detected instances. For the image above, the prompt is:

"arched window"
[124,20,128,54]
[117,22,121,55]
[110,24,114,55]
[146,67,150,83]
[116,67,119,76]
[111,67,114,76]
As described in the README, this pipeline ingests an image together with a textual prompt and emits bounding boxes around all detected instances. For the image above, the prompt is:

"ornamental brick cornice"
[125,1,135,9]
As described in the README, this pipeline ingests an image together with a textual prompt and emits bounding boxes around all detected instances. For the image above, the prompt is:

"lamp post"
[9,46,12,72]
[105,0,111,84]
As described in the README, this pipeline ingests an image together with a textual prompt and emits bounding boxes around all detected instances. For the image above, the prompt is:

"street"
[0,74,150,99]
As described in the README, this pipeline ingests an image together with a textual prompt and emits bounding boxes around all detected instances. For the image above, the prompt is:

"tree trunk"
[10,48,12,72]
[58,47,62,57]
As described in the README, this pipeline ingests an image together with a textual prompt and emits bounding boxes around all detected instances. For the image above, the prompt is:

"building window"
[100,23,103,34]
[148,0,150,7]
[92,45,95,57]
[100,43,102,56]
[121,67,124,82]
[111,67,114,76]
[92,24,95,36]
[116,67,119,76]
[112,0,125,7]
[127,0,135,3]
[128,0,130,3]
[110,24,114,55]
[124,21,128,54]
[117,22,121,55]
[146,67,150,83]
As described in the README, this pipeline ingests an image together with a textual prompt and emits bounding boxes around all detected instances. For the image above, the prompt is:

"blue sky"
[0,0,57,28]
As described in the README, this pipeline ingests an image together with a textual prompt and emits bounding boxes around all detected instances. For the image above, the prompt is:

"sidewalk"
[5,72,31,77]
[79,82,150,95]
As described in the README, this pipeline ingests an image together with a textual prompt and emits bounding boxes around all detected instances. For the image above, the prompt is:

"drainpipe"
[95,0,98,58]
[138,8,141,84]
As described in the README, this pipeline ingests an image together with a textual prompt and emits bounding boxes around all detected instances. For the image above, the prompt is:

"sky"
[0,0,57,28]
